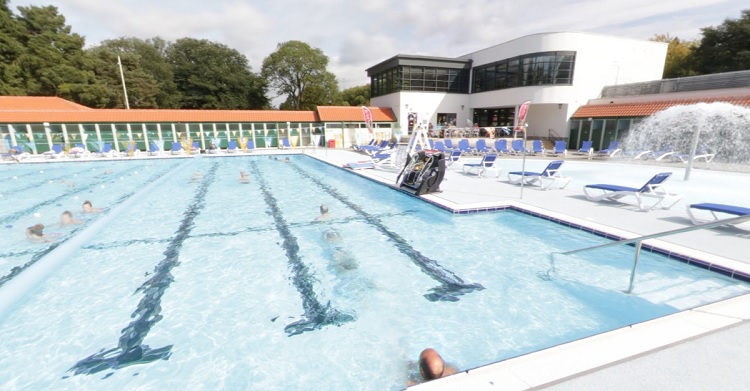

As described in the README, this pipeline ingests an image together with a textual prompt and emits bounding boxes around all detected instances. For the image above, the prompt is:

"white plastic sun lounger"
[583,172,683,211]
[686,203,750,225]
[507,160,571,190]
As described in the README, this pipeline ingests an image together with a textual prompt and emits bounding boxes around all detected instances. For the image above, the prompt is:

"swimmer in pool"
[25,223,55,243]
[190,170,204,183]
[314,204,331,222]
[239,170,250,184]
[82,200,103,213]
[60,210,83,225]
[407,348,458,386]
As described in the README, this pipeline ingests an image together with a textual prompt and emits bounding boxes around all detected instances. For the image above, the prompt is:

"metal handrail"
[551,213,750,293]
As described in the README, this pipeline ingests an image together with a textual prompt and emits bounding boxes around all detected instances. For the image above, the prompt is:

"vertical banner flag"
[518,100,531,124]
[362,106,374,133]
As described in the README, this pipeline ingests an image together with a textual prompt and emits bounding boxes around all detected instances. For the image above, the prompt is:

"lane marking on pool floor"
[249,160,355,337]
[66,161,217,378]
[289,162,485,302]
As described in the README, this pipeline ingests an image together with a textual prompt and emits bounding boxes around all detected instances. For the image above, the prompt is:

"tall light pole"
[117,55,130,109]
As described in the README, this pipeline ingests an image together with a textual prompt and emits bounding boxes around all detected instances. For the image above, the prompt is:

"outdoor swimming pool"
[0,155,748,390]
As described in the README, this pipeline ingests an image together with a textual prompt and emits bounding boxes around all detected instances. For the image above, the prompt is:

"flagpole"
[517,101,531,200]
[117,55,130,110]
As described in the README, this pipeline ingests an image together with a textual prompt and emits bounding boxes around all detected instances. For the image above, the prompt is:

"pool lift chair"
[462,153,501,178]
[583,172,683,211]
[507,160,571,190]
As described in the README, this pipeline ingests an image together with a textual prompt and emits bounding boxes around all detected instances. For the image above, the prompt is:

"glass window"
[472,51,576,93]
[370,65,469,96]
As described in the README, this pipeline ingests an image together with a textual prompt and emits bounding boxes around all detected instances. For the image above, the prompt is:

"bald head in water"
[419,348,445,380]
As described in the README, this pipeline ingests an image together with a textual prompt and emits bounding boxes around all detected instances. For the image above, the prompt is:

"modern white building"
[366,31,667,139]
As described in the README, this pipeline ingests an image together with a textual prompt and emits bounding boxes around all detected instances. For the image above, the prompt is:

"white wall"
[372,32,667,138]
[372,91,470,132]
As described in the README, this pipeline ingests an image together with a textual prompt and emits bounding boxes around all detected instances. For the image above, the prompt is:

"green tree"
[13,5,106,106]
[167,38,268,109]
[339,84,370,106]
[0,0,26,95]
[88,37,180,108]
[262,40,340,110]
[650,33,698,78]
[691,9,750,74]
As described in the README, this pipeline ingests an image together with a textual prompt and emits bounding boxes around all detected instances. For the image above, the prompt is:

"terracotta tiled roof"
[572,95,750,118]
[317,106,397,122]
[0,96,92,111]
[0,97,398,124]
[0,109,320,124]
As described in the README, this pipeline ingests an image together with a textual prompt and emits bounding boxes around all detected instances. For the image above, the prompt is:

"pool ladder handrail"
[551,213,750,294]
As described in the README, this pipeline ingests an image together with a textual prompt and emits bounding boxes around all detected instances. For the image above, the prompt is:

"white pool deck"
[305,148,750,391]
[4,148,750,390]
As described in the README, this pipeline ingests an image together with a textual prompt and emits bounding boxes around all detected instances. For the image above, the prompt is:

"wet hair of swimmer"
[83,200,92,208]
[320,204,329,215]
[419,348,445,380]
[62,210,73,218]
[28,223,44,236]
[324,230,341,242]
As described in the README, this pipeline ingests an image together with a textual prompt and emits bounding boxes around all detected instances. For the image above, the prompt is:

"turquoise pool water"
[0,156,747,390]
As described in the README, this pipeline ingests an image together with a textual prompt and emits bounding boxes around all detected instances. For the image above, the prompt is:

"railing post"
[626,240,643,294]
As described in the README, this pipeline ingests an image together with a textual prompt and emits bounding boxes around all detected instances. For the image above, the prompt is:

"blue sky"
[8,0,749,91]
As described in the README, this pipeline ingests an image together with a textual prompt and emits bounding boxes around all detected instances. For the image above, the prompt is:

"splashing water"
[624,102,750,164]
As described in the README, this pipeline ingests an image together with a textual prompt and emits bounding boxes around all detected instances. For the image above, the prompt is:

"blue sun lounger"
[686,203,750,225]
[462,153,500,177]
[493,139,510,154]
[507,160,571,190]
[584,172,683,211]
[547,140,567,157]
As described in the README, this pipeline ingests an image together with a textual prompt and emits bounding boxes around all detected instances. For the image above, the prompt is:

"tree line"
[0,1,370,110]
[652,9,750,78]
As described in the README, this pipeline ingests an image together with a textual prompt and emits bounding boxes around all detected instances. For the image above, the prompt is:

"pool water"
[0,156,747,390]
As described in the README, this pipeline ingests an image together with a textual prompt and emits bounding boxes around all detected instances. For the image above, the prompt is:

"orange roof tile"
[0,96,92,111]
[572,95,750,118]
[0,97,397,124]
[317,106,396,122]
